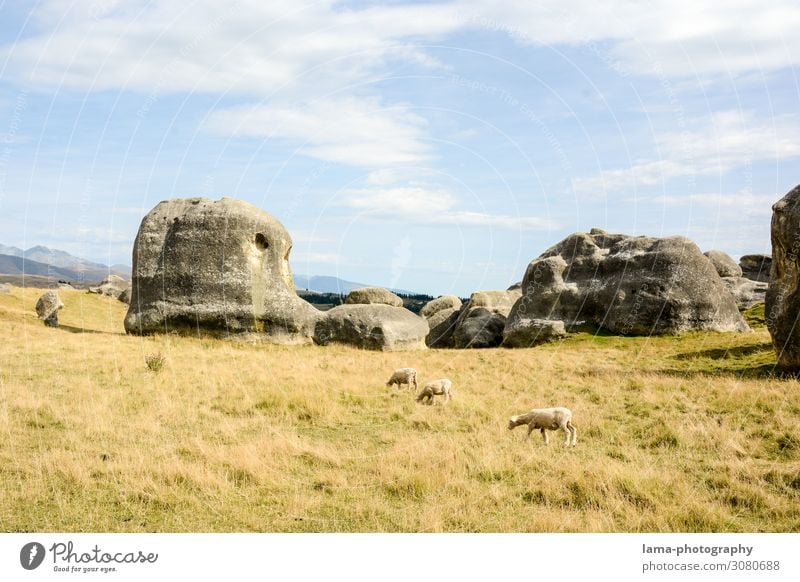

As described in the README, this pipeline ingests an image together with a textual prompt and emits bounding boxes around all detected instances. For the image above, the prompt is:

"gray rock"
[704,250,743,278]
[507,282,522,291]
[124,197,321,343]
[506,230,749,336]
[502,317,566,347]
[118,287,131,305]
[721,276,767,310]
[89,274,129,299]
[452,290,522,348]
[425,307,459,348]
[766,185,800,370]
[313,304,428,351]
[35,290,64,327]
[420,295,462,318]
[740,254,772,283]
[0,283,11,294]
[344,286,403,307]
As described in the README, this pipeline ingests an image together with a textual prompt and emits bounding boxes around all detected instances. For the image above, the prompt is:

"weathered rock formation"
[740,254,772,283]
[722,277,767,310]
[35,290,64,327]
[502,317,566,347]
[452,290,522,348]
[345,286,403,307]
[420,295,462,318]
[425,307,460,348]
[766,185,800,370]
[704,250,742,278]
[313,304,428,351]
[89,274,130,300]
[506,230,749,336]
[124,197,321,343]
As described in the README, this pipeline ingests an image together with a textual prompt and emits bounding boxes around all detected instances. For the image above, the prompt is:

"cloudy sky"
[0,0,798,295]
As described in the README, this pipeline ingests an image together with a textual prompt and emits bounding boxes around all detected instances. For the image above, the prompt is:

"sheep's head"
[507,416,519,430]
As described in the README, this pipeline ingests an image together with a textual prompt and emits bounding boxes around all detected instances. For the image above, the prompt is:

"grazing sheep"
[508,407,576,446]
[416,379,452,405]
[386,368,417,391]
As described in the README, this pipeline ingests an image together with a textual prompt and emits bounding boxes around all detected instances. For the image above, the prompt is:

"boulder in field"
[313,304,428,351]
[124,197,321,343]
[721,277,767,310]
[344,286,403,307]
[505,230,749,336]
[704,250,742,278]
[0,283,11,294]
[740,254,772,283]
[452,290,522,348]
[425,306,460,348]
[502,317,566,348]
[766,185,800,370]
[89,274,129,300]
[420,294,462,318]
[35,290,64,327]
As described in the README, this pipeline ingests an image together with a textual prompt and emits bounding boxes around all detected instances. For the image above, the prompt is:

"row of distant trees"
[299,291,441,314]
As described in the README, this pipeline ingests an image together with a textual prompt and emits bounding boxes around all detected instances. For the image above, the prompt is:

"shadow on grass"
[57,324,116,335]
[672,343,774,360]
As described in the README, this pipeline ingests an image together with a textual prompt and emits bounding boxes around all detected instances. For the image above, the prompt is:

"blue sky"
[0,0,798,296]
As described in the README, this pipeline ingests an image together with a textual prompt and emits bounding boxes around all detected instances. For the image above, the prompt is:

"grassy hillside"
[0,287,798,532]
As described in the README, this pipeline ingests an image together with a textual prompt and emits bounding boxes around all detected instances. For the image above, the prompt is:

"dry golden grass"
[0,286,799,532]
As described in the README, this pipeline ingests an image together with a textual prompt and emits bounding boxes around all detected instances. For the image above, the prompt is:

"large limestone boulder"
[740,254,772,283]
[722,277,767,310]
[452,290,522,348]
[124,197,321,343]
[35,290,64,327]
[89,274,130,299]
[425,307,460,348]
[420,295,462,318]
[766,185,800,370]
[704,250,742,278]
[506,230,749,336]
[344,287,403,307]
[502,317,566,348]
[313,304,428,351]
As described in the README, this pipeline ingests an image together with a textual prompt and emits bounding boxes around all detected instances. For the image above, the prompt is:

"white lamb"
[415,379,452,405]
[507,407,577,446]
[386,368,417,391]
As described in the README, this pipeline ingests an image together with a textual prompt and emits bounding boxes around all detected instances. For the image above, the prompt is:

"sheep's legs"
[541,428,549,444]
[562,426,571,446]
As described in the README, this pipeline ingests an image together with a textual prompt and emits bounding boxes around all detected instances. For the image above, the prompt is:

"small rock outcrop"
[344,286,403,307]
[452,290,522,348]
[89,274,130,300]
[766,185,800,370]
[722,277,767,310]
[124,197,321,343]
[704,250,743,278]
[313,304,428,351]
[506,230,749,336]
[420,295,462,318]
[0,283,11,294]
[35,290,64,327]
[502,317,566,347]
[740,254,772,283]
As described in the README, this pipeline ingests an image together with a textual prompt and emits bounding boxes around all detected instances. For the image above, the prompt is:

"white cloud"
[573,111,800,194]
[206,97,431,167]
[458,0,800,77]
[341,186,554,229]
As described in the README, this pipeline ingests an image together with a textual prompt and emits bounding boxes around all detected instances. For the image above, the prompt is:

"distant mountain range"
[0,243,418,294]
[293,274,417,295]
[0,244,130,283]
